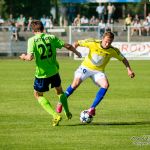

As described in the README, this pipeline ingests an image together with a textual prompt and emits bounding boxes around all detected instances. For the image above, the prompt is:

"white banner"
[74,42,150,60]
[112,42,150,58]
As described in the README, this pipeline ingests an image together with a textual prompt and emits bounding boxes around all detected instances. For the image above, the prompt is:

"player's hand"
[76,51,82,58]
[128,70,135,78]
[19,54,26,60]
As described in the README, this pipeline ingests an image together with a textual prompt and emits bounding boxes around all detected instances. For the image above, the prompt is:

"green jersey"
[27,33,64,78]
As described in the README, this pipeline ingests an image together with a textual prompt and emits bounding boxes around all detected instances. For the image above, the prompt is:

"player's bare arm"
[19,53,33,61]
[122,57,135,78]
[64,43,82,58]
[73,41,80,49]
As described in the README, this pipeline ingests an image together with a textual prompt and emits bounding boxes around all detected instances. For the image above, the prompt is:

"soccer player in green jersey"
[56,31,135,119]
[20,20,81,126]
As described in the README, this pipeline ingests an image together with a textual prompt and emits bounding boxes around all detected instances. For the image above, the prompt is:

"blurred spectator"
[0,15,4,25]
[45,16,53,32]
[107,3,115,22]
[98,19,106,37]
[89,16,99,31]
[50,5,56,23]
[133,14,140,22]
[131,20,142,36]
[73,14,81,26]
[59,5,67,26]
[27,16,33,31]
[80,15,89,31]
[123,13,132,31]
[96,3,105,21]
[89,16,97,26]
[16,14,26,31]
[146,13,150,23]
[40,15,46,27]
[10,22,18,41]
[73,14,81,32]
[106,19,114,32]
[141,18,149,36]
[80,16,89,25]
[7,14,15,25]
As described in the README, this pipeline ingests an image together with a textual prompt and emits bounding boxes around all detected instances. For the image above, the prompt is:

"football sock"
[58,93,70,113]
[65,85,75,97]
[38,96,57,118]
[91,88,107,108]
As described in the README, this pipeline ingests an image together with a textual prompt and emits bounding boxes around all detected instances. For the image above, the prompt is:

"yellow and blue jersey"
[78,38,124,72]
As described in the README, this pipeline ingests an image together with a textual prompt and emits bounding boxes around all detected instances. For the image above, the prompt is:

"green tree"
[0,0,7,18]
[4,0,51,19]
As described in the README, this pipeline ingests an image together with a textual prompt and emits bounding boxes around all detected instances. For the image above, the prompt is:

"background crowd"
[0,2,150,42]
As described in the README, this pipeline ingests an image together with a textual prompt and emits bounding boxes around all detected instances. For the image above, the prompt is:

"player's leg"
[34,90,58,117]
[88,72,109,116]
[50,73,71,119]
[65,66,89,97]
[65,77,82,97]
[55,85,72,120]
[56,66,89,113]
[56,77,82,114]
[34,77,61,126]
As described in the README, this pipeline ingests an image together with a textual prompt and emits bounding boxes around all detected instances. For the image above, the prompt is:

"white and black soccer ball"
[80,110,93,123]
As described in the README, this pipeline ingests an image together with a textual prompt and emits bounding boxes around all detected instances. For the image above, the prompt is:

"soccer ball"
[80,110,93,123]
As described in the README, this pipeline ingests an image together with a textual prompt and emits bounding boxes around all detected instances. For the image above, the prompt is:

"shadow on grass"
[63,121,150,126]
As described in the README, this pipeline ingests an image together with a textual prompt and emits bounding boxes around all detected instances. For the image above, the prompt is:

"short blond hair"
[103,31,114,39]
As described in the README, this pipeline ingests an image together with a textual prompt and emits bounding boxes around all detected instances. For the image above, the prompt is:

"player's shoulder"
[46,34,56,39]
[28,36,35,43]
[109,45,121,54]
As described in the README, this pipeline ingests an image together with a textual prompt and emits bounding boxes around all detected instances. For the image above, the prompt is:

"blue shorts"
[34,73,61,92]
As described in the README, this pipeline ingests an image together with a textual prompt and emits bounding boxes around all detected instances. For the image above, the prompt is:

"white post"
[69,25,72,57]
[127,26,130,42]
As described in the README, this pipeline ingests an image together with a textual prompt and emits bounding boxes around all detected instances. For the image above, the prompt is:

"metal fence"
[0,25,149,57]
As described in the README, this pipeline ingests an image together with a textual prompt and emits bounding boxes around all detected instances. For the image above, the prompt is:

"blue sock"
[65,85,75,97]
[91,88,107,108]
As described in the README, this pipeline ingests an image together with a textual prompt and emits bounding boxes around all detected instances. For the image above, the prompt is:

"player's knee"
[72,78,82,89]
[34,92,39,100]
[34,91,43,100]
[55,86,63,95]
[102,82,109,89]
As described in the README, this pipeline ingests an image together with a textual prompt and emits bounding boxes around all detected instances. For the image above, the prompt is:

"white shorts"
[74,65,107,86]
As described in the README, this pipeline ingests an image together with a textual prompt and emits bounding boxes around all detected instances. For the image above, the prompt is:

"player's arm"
[64,43,82,58]
[122,57,135,78]
[20,38,34,61]
[19,53,34,61]
[73,41,80,49]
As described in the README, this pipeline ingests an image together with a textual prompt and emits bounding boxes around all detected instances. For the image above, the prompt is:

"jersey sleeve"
[112,47,125,61]
[27,38,35,54]
[53,36,65,49]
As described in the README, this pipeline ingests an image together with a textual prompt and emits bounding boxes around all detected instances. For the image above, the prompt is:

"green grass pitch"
[0,57,150,150]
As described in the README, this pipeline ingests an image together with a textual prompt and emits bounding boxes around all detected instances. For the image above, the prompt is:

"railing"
[0,25,149,57]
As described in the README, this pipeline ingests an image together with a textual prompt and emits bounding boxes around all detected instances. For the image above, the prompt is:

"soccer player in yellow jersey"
[56,31,135,117]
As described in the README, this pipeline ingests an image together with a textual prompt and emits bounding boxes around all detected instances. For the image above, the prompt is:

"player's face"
[101,36,113,49]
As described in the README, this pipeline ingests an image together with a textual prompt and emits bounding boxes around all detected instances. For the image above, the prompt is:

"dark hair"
[103,31,114,39]
[31,20,44,32]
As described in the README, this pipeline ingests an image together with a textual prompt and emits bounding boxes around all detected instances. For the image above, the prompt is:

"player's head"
[101,31,114,49]
[31,20,44,33]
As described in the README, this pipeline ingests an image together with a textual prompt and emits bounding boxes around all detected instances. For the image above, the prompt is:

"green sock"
[38,96,57,118]
[58,93,70,114]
